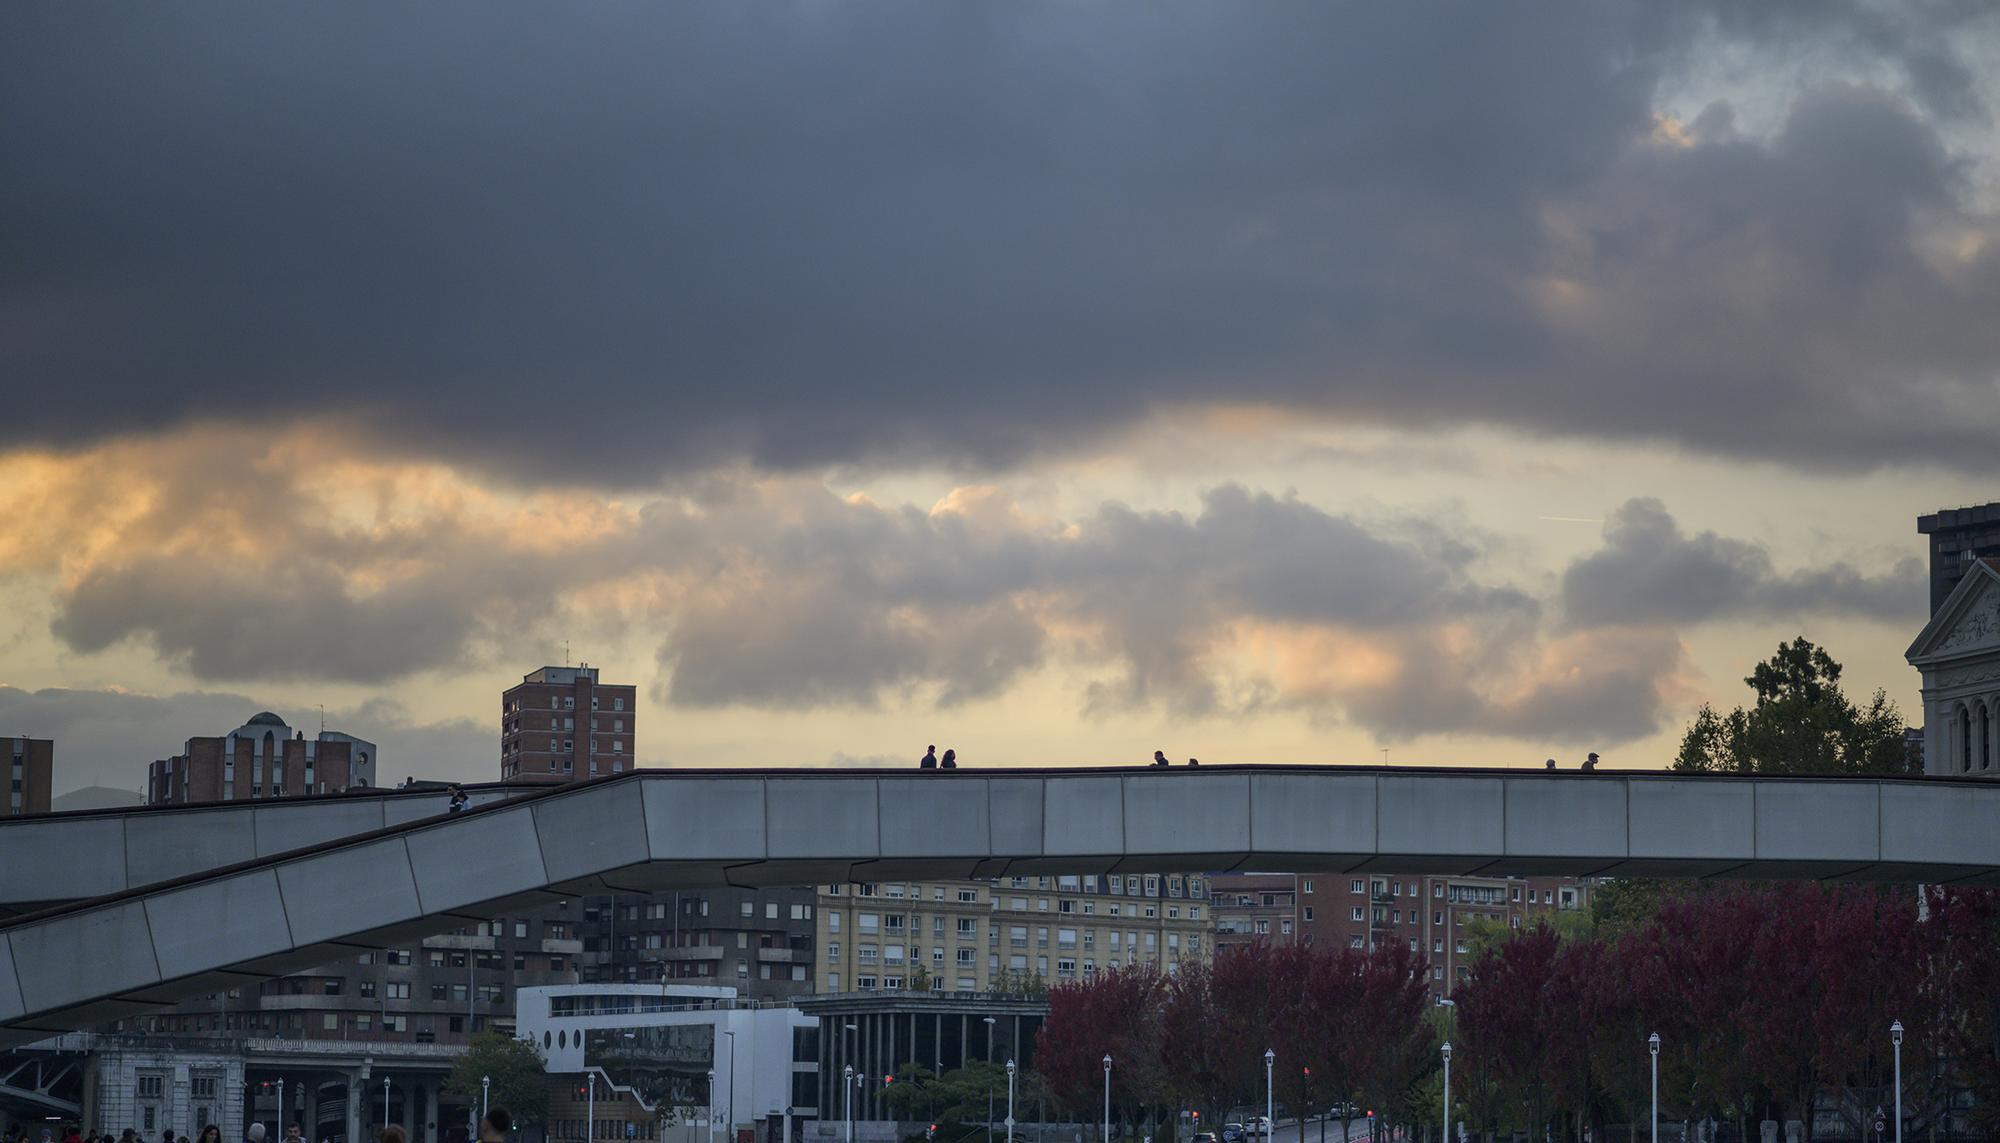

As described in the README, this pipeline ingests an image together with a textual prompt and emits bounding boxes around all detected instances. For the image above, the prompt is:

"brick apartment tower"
[6,736,54,817]
[147,712,377,805]
[501,665,637,783]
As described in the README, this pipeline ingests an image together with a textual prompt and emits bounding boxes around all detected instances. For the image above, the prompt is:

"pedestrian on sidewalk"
[920,745,938,770]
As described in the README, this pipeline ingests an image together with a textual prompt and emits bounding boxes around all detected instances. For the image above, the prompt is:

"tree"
[1673,638,1916,775]
[446,1032,550,1127]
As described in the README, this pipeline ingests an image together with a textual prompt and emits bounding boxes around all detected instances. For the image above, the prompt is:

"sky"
[2,2,1995,795]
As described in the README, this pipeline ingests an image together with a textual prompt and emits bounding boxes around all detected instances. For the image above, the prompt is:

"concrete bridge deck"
[0,783,532,915]
[1,765,1995,1043]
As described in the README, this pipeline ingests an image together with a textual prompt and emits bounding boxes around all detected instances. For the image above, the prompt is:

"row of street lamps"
[1436,1023,1908,1143]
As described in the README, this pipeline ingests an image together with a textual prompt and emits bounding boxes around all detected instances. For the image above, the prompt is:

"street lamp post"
[1103,1055,1113,1143]
[1891,1021,1904,1143]
[1006,1060,1017,1143]
[277,1075,286,1139]
[1441,1042,1452,1143]
[482,1075,491,1125]
[587,1073,596,1143]
[384,1077,392,1138]
[1648,1034,1660,1143]
[724,1030,738,1142]
[1263,1050,1274,1143]
[841,1066,852,1143]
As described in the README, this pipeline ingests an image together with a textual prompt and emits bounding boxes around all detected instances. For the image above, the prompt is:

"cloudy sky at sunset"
[4,3,1996,794]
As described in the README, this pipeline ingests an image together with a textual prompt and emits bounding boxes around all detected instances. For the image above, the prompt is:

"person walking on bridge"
[921,745,938,769]
[941,748,957,769]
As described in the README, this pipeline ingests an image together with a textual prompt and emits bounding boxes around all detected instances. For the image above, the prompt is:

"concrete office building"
[1919,502,2000,614]
[1209,873,1301,954]
[515,984,818,1143]
[6,735,54,817]
[502,666,638,784]
[147,712,377,805]
[816,873,1211,996]
[1296,873,1592,999]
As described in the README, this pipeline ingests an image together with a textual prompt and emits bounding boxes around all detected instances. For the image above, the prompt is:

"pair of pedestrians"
[918,745,958,769]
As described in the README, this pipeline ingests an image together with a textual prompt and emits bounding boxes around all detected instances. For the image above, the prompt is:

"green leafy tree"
[446,1032,550,1128]
[1673,638,1916,775]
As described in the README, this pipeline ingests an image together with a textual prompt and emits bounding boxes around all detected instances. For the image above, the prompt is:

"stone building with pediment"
[1906,557,2000,777]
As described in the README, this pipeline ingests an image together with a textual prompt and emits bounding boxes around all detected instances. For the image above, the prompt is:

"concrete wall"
[4,767,1998,1045]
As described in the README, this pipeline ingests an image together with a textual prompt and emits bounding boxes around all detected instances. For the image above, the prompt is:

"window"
[957,889,979,902]
[827,911,842,934]
[614,697,625,711]
[1303,907,1314,921]
[1351,879,1364,894]
[1302,879,1314,893]
[136,1075,165,1100]
[957,918,976,936]
[826,942,840,961]
[958,948,975,964]
[858,913,879,935]
[1351,907,1364,922]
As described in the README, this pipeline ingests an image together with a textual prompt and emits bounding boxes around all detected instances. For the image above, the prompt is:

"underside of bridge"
[2,766,1995,1045]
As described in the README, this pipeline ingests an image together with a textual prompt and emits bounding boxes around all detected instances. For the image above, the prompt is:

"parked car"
[1250,1118,1272,1138]
[1326,1104,1358,1121]
[1193,1133,1219,1143]
[1223,1124,1247,1143]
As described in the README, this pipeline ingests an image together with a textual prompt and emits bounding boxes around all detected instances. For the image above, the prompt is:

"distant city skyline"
[4,4,1996,795]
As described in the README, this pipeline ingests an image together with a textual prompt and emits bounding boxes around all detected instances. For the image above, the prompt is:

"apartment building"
[147,712,376,805]
[577,887,819,1001]
[1296,872,1593,1000]
[1210,873,1301,954]
[816,872,1212,993]
[128,906,585,1044]
[6,735,54,817]
[501,665,638,783]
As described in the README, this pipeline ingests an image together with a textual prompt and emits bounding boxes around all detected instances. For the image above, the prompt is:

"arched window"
[1983,702,1994,771]
[1961,705,1974,773]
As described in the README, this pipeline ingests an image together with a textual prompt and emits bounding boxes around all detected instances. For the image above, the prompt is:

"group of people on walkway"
[8,1123,235,1143]
[6,1108,511,1143]
[1544,752,1602,770]
[918,745,957,769]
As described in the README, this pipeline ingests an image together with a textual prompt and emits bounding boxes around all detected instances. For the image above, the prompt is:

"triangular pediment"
[1908,560,2000,665]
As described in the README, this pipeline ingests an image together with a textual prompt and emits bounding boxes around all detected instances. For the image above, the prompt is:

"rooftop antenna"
[319,704,325,734]
[564,639,572,667]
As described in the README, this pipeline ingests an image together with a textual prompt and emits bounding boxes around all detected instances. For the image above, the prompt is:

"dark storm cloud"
[5,3,1997,479]
[1562,499,1924,628]
[0,685,493,793]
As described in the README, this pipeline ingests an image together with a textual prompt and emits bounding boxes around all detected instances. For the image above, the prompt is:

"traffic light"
[927,1127,938,1141]
[884,1075,895,1088]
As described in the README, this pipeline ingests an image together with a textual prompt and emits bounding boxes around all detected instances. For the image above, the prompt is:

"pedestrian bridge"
[0,783,527,916]
[1,766,1995,1044]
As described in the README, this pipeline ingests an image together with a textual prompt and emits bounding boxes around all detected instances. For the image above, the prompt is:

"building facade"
[502,666,638,784]
[1906,556,2000,778]
[128,908,584,1047]
[578,888,818,1001]
[1295,873,1593,1000]
[516,983,819,1142]
[147,713,377,806]
[6,735,54,817]
[816,873,1211,996]
[1919,502,2000,615]
[1209,873,1300,954]
[796,991,1048,1137]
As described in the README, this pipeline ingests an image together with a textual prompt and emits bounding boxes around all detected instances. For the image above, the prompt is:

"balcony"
[756,948,802,963]
[423,934,497,951]
[540,938,585,955]
[661,945,724,961]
